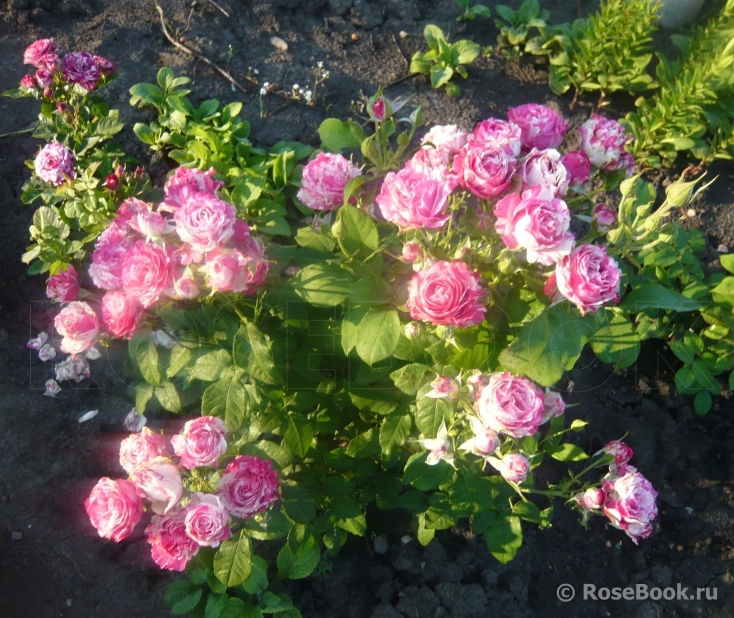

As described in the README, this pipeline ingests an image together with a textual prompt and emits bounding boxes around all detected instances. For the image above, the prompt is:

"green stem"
[0,127,34,139]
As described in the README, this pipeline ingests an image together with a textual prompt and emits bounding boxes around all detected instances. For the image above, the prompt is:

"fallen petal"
[78,410,99,423]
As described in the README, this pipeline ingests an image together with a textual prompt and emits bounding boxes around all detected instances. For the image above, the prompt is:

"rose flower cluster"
[575,440,658,544]
[85,416,280,570]
[20,38,116,95]
[324,103,632,321]
[45,166,270,354]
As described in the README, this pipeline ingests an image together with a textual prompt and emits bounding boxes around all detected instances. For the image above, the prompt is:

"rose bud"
[104,174,119,191]
[489,452,530,484]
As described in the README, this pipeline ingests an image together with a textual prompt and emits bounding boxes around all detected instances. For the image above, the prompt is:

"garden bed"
[0,0,733,617]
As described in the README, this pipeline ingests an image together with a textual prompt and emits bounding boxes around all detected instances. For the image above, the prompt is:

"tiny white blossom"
[418,421,455,466]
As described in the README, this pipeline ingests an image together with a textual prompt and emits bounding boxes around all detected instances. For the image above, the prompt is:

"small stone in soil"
[11,531,22,540]
[270,37,288,51]
[373,535,388,554]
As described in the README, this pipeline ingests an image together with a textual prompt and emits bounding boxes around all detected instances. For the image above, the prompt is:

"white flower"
[418,421,454,466]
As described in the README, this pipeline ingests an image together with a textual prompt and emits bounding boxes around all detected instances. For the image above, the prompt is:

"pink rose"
[560,150,591,186]
[407,260,486,327]
[134,211,167,238]
[119,427,170,475]
[555,244,621,315]
[407,148,454,182]
[184,493,231,547]
[401,242,423,264]
[470,118,522,157]
[162,167,224,212]
[236,236,270,293]
[205,251,238,292]
[579,114,632,173]
[46,265,79,303]
[170,416,228,469]
[541,389,565,422]
[129,458,183,515]
[216,455,280,519]
[576,487,605,510]
[93,55,116,75]
[507,103,568,151]
[593,203,617,231]
[34,142,75,186]
[54,301,100,355]
[602,471,658,544]
[467,371,489,402]
[298,153,362,211]
[174,191,236,252]
[173,276,200,299]
[84,478,144,542]
[20,74,37,89]
[489,453,530,484]
[458,416,499,457]
[231,219,251,245]
[88,226,130,290]
[35,68,55,88]
[453,142,516,199]
[62,51,100,90]
[477,372,545,438]
[425,376,459,401]
[101,290,144,338]
[121,241,171,308]
[23,39,57,68]
[115,197,149,229]
[145,508,199,571]
[494,185,575,266]
[377,167,456,229]
[421,124,469,155]
[520,148,569,197]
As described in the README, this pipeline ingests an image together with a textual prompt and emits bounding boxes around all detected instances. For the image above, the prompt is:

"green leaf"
[136,382,154,414]
[403,453,454,491]
[423,24,445,50]
[282,484,316,524]
[189,349,232,383]
[720,254,734,275]
[165,581,203,615]
[241,555,270,595]
[547,443,588,462]
[202,373,247,432]
[289,263,353,307]
[484,514,522,564]
[621,284,701,312]
[415,393,450,438]
[590,309,640,369]
[694,390,712,416]
[379,413,412,456]
[346,428,381,458]
[430,65,454,89]
[332,203,379,257]
[389,363,431,395]
[276,543,320,580]
[512,501,542,524]
[214,531,253,587]
[154,381,182,413]
[330,499,367,536]
[283,415,313,458]
[453,39,480,64]
[356,306,401,366]
[129,328,161,386]
[499,304,595,386]
[342,303,371,356]
[129,82,164,108]
[133,122,157,145]
[318,119,362,151]
[233,323,283,385]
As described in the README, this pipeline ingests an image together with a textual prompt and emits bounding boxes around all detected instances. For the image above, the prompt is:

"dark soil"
[0,1,733,617]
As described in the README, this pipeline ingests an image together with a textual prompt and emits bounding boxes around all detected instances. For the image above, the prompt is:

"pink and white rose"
[452,143,516,199]
[602,470,658,544]
[171,416,228,469]
[298,152,362,211]
[162,167,224,212]
[477,372,545,438]
[593,204,617,231]
[20,74,37,89]
[575,487,606,510]
[46,265,80,303]
[407,260,486,327]
[401,242,423,264]
[421,124,468,155]
[520,148,569,197]
[174,191,236,253]
[425,376,459,401]
[542,389,566,423]
[129,458,183,514]
[458,416,499,457]
[88,227,129,291]
[470,118,522,157]
[555,244,621,314]
[603,440,634,467]
[145,508,199,571]
[23,39,58,68]
[507,104,568,151]
[216,455,280,519]
[407,147,454,182]
[184,493,231,547]
[84,477,144,542]
[62,51,100,90]
[467,371,489,402]
[376,167,456,229]
[560,150,591,186]
[54,301,99,355]
[119,427,169,475]
[494,185,575,265]
[579,114,632,173]
[34,142,75,186]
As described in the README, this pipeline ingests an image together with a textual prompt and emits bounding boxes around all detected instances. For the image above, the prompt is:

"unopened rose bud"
[115,165,125,178]
[56,101,67,113]
[134,166,145,179]
[593,203,617,231]
[402,242,422,264]
[103,174,119,190]
[43,87,53,98]
[369,94,392,123]
[20,74,37,89]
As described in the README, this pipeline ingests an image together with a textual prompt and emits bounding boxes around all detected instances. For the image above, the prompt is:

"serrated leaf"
[233,323,283,385]
[276,543,320,580]
[379,413,412,456]
[547,443,588,462]
[484,514,522,564]
[356,306,401,366]
[289,263,353,307]
[154,381,182,413]
[202,373,247,432]
[214,531,252,587]
[389,363,431,395]
[282,484,316,524]
[283,415,313,458]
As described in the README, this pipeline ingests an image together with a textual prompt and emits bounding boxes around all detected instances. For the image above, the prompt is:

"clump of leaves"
[409,25,480,97]
[543,0,661,105]
[455,0,491,22]
[494,0,550,60]
[623,0,734,168]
